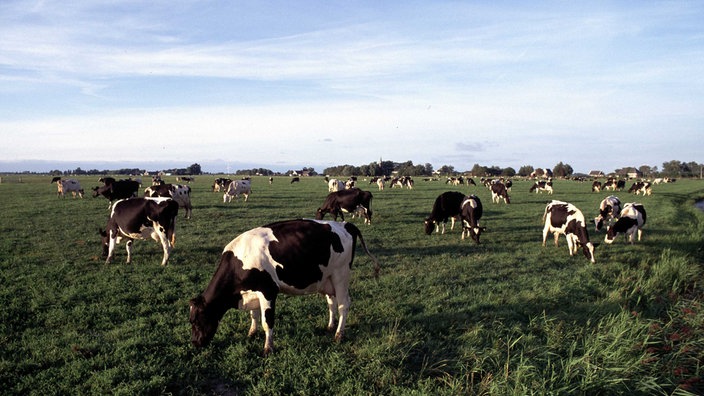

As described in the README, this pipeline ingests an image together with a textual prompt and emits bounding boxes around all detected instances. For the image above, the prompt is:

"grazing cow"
[92,180,140,205]
[605,203,646,244]
[424,191,465,235]
[189,219,381,355]
[144,183,193,219]
[591,181,602,192]
[289,177,299,184]
[327,178,345,192]
[212,178,232,192]
[628,181,652,196]
[51,177,84,198]
[176,176,194,183]
[490,182,511,204]
[376,178,385,190]
[316,188,373,224]
[542,200,596,263]
[594,195,622,231]
[460,195,485,243]
[604,179,626,191]
[223,180,252,203]
[99,197,179,266]
[529,180,553,194]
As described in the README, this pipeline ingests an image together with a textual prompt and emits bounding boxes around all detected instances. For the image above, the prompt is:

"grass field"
[1,175,703,395]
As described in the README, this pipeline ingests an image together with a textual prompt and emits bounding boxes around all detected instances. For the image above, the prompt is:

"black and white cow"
[594,195,622,231]
[144,183,193,219]
[223,179,252,203]
[51,177,84,198]
[92,179,140,204]
[290,177,300,184]
[605,203,646,244]
[490,182,511,204]
[591,181,602,192]
[212,178,232,192]
[460,195,485,243]
[316,188,373,224]
[529,180,553,194]
[628,181,652,196]
[604,179,626,191]
[542,200,596,263]
[99,197,179,266]
[189,219,381,355]
[327,178,345,192]
[424,191,465,235]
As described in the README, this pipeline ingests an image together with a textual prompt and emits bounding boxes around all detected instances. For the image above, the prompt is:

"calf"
[594,195,622,231]
[51,178,84,198]
[189,219,381,355]
[542,200,596,263]
[424,191,464,234]
[605,203,646,244]
[460,195,485,243]
[316,188,373,224]
[490,182,511,204]
[223,179,251,203]
[144,183,193,219]
[92,179,140,204]
[529,180,553,194]
[99,197,179,266]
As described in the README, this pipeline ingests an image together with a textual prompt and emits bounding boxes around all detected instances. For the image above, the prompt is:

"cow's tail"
[345,223,381,278]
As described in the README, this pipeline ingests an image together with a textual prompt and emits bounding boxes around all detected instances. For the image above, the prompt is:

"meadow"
[1,174,702,395]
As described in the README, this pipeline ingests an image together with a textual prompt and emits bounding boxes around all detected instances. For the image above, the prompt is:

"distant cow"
[542,200,596,263]
[604,179,626,191]
[176,176,195,183]
[591,181,602,192]
[144,183,193,219]
[92,179,140,205]
[594,195,622,231]
[605,203,646,244]
[530,180,553,194]
[212,178,232,192]
[316,188,373,224]
[490,182,511,204]
[223,180,251,203]
[290,177,299,184]
[189,219,381,355]
[424,191,464,235]
[460,195,485,243]
[51,177,84,198]
[328,178,345,192]
[628,181,652,196]
[99,197,179,266]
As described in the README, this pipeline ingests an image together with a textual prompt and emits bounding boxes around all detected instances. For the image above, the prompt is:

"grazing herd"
[49,174,657,355]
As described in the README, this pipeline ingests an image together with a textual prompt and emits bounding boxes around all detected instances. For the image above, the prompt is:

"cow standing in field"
[605,203,646,244]
[51,177,84,198]
[424,191,465,234]
[628,181,652,196]
[530,180,553,194]
[491,182,511,204]
[99,197,179,266]
[316,188,373,224]
[460,195,485,243]
[542,200,596,263]
[92,179,140,205]
[144,183,193,219]
[189,219,381,355]
[212,178,232,192]
[327,178,345,192]
[223,180,251,203]
[594,195,622,231]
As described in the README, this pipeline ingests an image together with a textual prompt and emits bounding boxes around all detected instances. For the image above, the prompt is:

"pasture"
[1,175,703,395]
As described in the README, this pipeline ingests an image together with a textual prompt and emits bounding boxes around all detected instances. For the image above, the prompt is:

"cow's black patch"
[266,220,338,289]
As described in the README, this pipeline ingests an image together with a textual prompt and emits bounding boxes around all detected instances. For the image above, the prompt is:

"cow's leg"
[333,285,351,342]
[637,228,643,242]
[125,240,134,263]
[106,236,117,264]
[566,235,576,256]
[325,294,337,332]
[450,217,455,231]
[153,223,172,266]
[248,309,259,337]
[542,225,550,247]
[256,294,276,355]
[553,232,560,247]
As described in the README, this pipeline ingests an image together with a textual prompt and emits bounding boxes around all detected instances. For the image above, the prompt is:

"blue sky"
[1,1,702,173]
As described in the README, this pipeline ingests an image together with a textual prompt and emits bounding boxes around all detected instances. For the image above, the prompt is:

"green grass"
[1,175,703,395]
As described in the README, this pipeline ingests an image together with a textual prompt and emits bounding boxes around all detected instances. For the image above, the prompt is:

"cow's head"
[604,226,618,244]
[189,295,219,348]
[315,208,325,220]
[468,226,487,244]
[594,216,604,231]
[578,241,597,263]
[423,218,435,235]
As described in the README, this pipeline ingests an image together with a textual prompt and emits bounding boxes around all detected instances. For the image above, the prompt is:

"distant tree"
[423,163,434,176]
[662,160,684,177]
[187,163,202,175]
[502,167,516,177]
[638,165,655,178]
[518,165,534,177]
[552,162,573,178]
[437,165,455,176]
[470,163,487,176]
